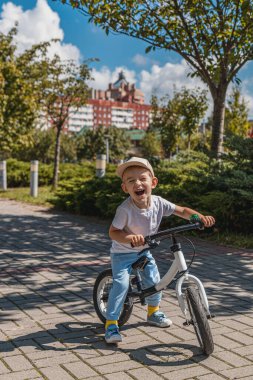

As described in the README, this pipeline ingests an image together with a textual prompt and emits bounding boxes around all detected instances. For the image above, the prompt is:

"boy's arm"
[173,205,215,227]
[109,225,145,247]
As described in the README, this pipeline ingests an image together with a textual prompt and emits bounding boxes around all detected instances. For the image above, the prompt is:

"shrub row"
[5,159,95,187]
[4,149,253,234]
[53,152,252,234]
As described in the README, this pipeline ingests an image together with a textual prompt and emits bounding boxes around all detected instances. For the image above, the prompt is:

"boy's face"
[121,166,158,209]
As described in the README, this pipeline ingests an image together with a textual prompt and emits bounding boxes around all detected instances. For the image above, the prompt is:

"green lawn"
[0,186,56,207]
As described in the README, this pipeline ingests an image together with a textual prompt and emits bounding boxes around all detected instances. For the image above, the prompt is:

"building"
[67,71,152,133]
[92,71,145,104]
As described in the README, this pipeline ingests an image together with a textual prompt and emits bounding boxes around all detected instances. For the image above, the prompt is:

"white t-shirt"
[110,195,176,253]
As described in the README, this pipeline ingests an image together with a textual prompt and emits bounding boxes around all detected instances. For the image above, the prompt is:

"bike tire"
[186,286,214,355]
[93,269,134,327]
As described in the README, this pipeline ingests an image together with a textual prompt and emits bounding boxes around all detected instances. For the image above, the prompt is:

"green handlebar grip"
[190,214,201,223]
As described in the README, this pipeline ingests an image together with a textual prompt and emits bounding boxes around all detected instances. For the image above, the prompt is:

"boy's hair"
[116,157,154,178]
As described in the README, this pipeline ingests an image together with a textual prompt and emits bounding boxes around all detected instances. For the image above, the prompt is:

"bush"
[6,145,252,236]
[53,174,125,217]
[5,159,30,187]
[199,189,253,233]
[6,159,95,187]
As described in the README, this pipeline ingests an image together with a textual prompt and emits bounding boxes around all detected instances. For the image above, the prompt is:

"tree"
[178,87,208,150]
[225,87,250,137]
[141,130,162,159]
[13,128,78,163]
[76,126,131,161]
[40,56,92,188]
[0,28,49,157]
[77,127,105,160]
[150,94,181,158]
[63,0,253,158]
[107,126,131,160]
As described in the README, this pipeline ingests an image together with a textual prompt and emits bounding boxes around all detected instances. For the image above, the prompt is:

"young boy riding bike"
[105,157,215,344]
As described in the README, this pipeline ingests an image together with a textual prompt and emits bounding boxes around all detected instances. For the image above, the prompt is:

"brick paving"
[0,198,252,380]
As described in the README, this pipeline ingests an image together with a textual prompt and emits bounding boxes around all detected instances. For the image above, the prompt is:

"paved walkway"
[0,199,253,380]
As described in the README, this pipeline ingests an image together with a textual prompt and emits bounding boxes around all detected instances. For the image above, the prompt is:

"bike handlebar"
[144,220,204,247]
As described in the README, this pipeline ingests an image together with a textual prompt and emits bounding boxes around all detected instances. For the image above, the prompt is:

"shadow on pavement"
[0,320,207,366]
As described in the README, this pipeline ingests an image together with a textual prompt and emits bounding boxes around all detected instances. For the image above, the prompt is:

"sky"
[1,0,253,117]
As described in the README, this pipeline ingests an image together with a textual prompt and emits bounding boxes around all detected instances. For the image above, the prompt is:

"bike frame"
[128,222,212,320]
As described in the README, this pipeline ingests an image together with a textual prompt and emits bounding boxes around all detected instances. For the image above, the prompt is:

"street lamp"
[30,160,39,197]
[0,161,7,191]
[96,154,106,177]
[104,135,109,163]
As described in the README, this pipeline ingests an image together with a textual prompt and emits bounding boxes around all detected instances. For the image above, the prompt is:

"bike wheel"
[93,269,134,327]
[186,286,214,355]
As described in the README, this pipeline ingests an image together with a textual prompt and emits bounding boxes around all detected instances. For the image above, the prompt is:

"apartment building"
[67,71,152,133]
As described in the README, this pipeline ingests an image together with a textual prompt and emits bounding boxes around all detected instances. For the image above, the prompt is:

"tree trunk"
[211,88,227,158]
[52,126,61,190]
[187,135,191,150]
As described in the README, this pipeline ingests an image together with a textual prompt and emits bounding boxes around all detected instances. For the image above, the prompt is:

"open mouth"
[135,190,145,196]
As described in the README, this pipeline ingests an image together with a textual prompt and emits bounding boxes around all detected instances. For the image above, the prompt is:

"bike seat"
[132,256,150,270]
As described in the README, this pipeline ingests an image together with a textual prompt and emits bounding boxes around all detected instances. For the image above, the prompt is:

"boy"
[105,157,215,343]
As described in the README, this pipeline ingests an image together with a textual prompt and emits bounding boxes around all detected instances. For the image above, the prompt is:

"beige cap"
[116,157,154,178]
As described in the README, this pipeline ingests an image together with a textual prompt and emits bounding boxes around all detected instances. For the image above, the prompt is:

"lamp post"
[104,135,109,163]
[96,154,106,178]
[30,160,39,197]
[0,161,7,191]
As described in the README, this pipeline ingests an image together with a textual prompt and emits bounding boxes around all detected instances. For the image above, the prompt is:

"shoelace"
[153,312,166,320]
[107,326,119,335]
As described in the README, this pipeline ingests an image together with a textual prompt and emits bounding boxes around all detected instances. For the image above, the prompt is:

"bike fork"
[176,273,212,320]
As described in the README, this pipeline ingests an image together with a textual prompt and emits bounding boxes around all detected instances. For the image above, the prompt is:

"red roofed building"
[67,71,152,133]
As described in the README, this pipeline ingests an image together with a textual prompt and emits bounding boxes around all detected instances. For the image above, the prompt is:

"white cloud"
[139,60,208,101]
[239,77,253,118]
[132,54,148,66]
[0,0,81,61]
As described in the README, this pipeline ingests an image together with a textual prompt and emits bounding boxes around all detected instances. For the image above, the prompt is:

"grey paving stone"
[214,350,252,367]
[34,353,78,368]
[0,360,9,374]
[85,352,130,367]
[40,365,76,380]
[105,373,133,380]
[128,367,166,380]
[197,374,227,380]
[162,365,210,380]
[0,199,253,380]
[95,360,143,375]
[214,335,243,349]
[0,369,41,380]
[63,361,98,378]
[192,355,233,371]
[232,344,253,357]
[220,364,253,379]
[3,354,34,371]
[225,331,253,345]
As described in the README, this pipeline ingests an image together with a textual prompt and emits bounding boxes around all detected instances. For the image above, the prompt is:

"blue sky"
[1,0,253,117]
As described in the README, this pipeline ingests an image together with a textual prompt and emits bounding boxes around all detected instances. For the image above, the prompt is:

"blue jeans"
[106,251,162,321]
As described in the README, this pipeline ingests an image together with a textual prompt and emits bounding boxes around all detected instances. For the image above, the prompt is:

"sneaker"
[104,324,122,344]
[147,311,172,327]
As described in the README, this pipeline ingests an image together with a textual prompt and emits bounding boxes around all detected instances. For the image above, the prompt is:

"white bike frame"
[153,245,211,320]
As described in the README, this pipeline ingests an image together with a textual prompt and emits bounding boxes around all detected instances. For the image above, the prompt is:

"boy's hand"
[130,234,145,247]
[200,215,215,227]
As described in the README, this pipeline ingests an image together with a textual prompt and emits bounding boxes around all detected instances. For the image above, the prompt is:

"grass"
[1,187,252,249]
[0,186,57,207]
[204,231,253,249]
